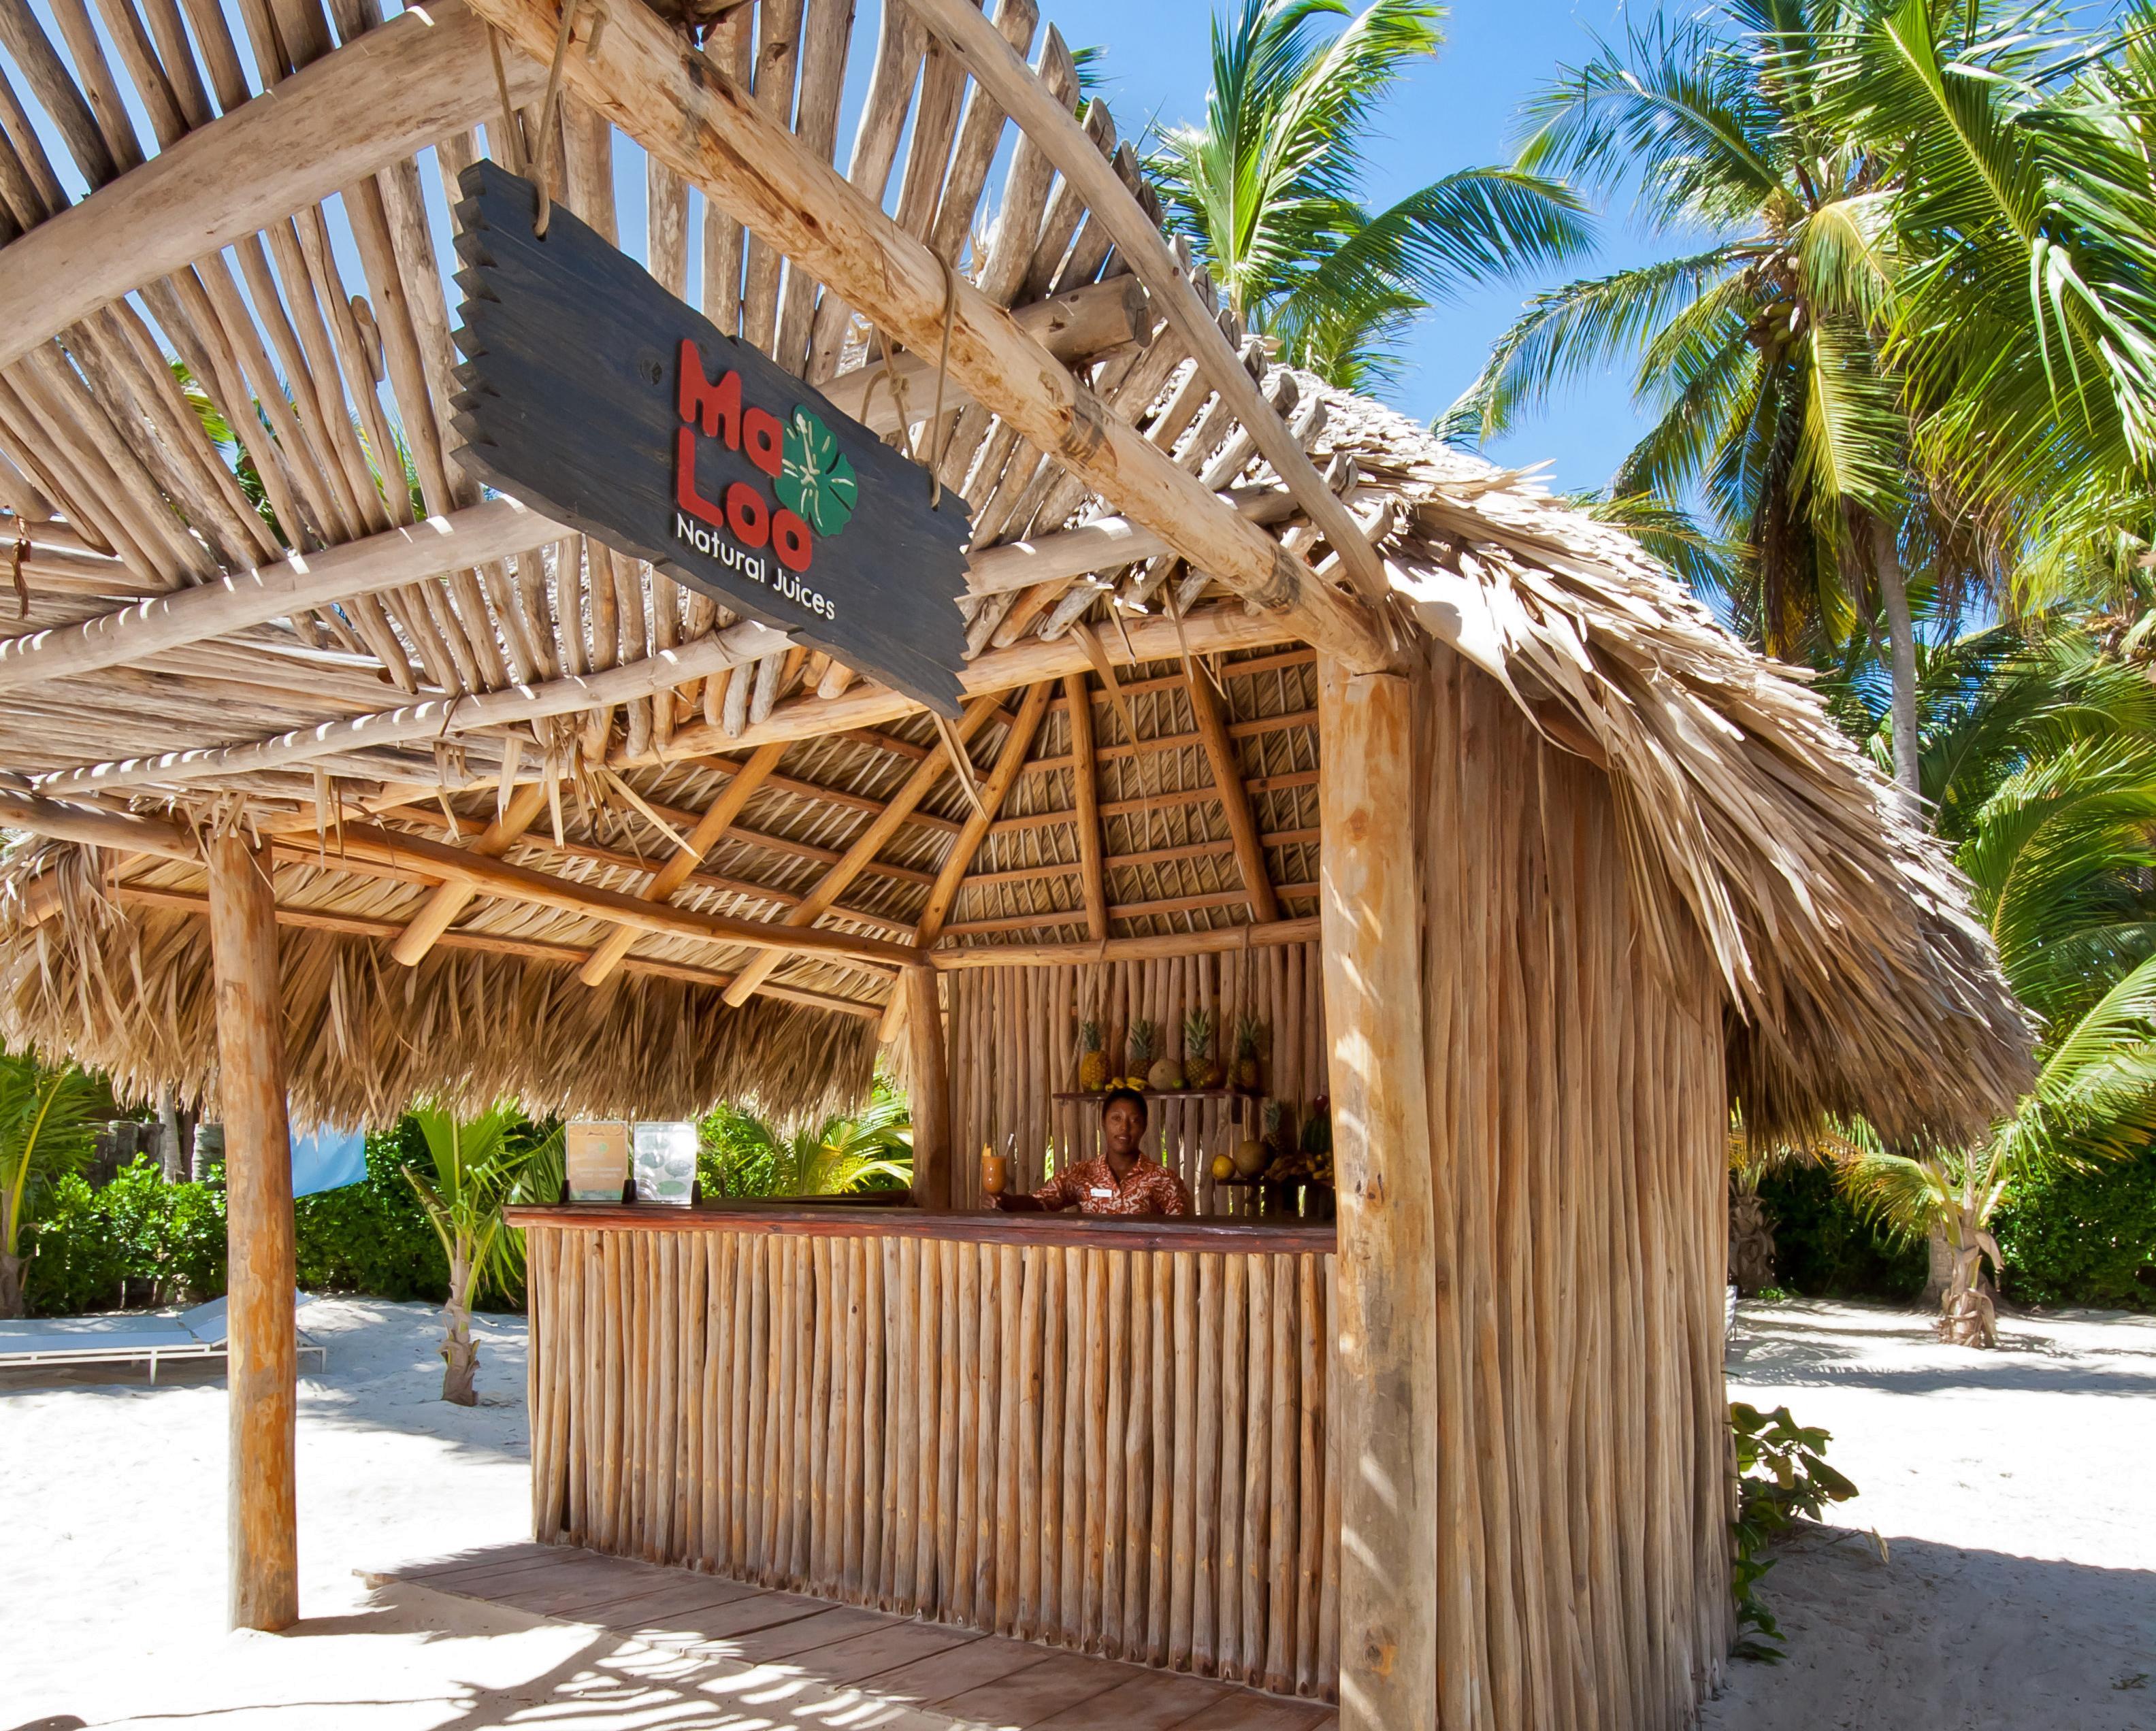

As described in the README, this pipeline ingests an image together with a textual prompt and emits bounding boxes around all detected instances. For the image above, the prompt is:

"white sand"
[1703,1298,2156,1730]
[2,1294,2151,1729]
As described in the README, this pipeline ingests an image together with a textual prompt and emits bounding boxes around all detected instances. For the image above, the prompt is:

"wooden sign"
[448,159,972,715]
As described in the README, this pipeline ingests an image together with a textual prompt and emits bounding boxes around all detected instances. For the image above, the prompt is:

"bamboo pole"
[207,829,295,1633]
[904,963,952,1208]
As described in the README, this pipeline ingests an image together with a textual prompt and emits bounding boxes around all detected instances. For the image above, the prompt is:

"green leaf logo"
[776,408,858,538]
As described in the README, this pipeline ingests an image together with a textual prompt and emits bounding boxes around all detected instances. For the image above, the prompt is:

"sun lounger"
[0,1293,324,1382]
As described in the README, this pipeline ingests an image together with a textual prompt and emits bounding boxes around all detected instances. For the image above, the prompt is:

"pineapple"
[1126,1019,1159,1091]
[1183,1008,1220,1089]
[1231,1012,1263,1091]
[1077,1019,1109,1091]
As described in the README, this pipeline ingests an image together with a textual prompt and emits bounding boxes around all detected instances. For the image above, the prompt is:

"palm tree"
[404,1103,561,1404]
[1455,1,2156,806]
[1834,627,2156,1341]
[698,1091,913,1200]
[1147,0,1591,393]
[0,1051,110,1318]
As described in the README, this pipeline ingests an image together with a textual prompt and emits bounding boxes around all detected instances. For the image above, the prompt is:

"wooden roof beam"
[464,0,1388,676]
[110,883,884,1018]
[283,821,918,970]
[387,780,550,966]
[915,681,1056,944]
[618,602,1303,765]
[1064,671,1108,941]
[929,915,1322,968]
[0,0,545,372]
[0,497,567,693]
[720,695,1003,1006]
[33,619,788,795]
[902,0,1390,610]
[1186,663,1280,923]
[965,487,1299,597]
[576,740,787,985]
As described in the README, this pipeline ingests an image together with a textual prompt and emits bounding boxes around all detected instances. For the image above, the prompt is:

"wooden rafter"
[721,694,1002,1006]
[915,681,1055,945]
[0,0,544,372]
[611,604,1296,765]
[281,822,917,971]
[1186,662,1281,923]
[964,487,1300,598]
[904,0,1390,610]
[1063,671,1108,942]
[0,497,564,692]
[577,740,786,986]
[462,0,1388,674]
[112,883,883,1018]
[34,619,787,795]
[379,803,919,938]
[930,915,1322,968]
[388,780,549,966]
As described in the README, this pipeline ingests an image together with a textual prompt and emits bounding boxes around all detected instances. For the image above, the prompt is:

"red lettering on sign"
[725,482,770,548]
[677,340,740,448]
[674,426,727,528]
[772,508,813,573]
[744,406,783,478]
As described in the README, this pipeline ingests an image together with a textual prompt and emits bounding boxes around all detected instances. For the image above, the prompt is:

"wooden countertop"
[506,1199,1337,1253]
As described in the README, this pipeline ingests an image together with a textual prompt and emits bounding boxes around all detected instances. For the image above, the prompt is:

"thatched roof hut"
[0,379,2022,1138]
[0,0,2027,1721]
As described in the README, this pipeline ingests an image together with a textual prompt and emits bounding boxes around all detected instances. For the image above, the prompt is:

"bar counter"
[510,1202,1341,1700]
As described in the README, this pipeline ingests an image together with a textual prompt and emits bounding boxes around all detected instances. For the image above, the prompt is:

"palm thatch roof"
[0,0,2027,1137]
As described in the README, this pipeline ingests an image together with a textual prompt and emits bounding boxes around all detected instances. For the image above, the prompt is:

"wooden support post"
[1187,663,1279,924]
[1315,662,1435,1731]
[903,963,951,1209]
[389,780,549,966]
[578,740,787,985]
[206,831,297,1633]
[915,682,1054,945]
[1064,671,1108,942]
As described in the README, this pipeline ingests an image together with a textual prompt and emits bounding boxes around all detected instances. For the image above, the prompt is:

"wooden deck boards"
[381,1542,1335,1730]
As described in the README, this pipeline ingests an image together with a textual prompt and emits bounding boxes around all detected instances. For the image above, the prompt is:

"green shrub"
[23,1172,131,1315]
[1729,1402,1857,1662]
[293,1122,450,1303]
[20,1121,532,1315]
[1993,1147,2156,1310]
[1755,1162,1926,1301]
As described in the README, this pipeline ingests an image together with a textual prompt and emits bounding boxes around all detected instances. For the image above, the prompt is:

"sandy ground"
[1703,1298,2156,1731]
[1,1295,2151,1730]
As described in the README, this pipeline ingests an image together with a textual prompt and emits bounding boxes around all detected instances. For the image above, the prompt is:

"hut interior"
[0,0,2029,1726]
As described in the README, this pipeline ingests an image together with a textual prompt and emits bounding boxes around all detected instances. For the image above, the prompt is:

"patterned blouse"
[1032,1155,1192,1217]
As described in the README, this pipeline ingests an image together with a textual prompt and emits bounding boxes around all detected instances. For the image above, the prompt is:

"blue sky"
[1058,0,1660,494]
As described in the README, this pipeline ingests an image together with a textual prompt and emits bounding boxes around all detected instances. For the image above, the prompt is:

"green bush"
[20,1121,525,1315]
[293,1122,450,1303]
[24,1172,133,1315]
[1993,1147,2156,1310]
[1755,1162,1926,1301]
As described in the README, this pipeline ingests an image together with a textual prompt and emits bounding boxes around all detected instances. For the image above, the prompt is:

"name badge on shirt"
[1089,1185,1115,1200]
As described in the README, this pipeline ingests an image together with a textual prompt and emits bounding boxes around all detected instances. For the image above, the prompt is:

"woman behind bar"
[996,1086,1191,1216]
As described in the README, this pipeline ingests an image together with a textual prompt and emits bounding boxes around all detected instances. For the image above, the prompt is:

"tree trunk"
[1728,1187,1776,1298]
[1920,1222,1954,1311]
[157,1084,186,1183]
[1872,516,1921,811]
[0,1249,24,1320]
[441,1246,478,1404]
[1938,1211,1997,1349]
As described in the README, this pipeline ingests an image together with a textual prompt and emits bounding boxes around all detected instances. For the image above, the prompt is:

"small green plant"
[1756,1285,1793,1303]
[1729,1402,1857,1662]
[403,1103,561,1405]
